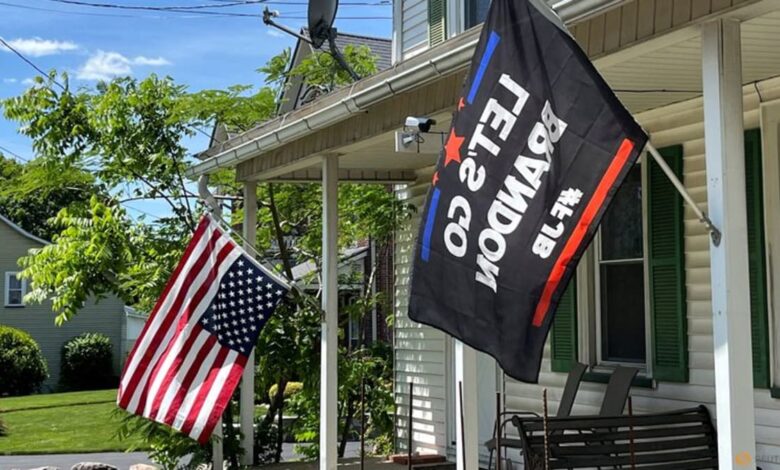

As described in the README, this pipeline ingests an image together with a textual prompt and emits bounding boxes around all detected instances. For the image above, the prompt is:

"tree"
[1,43,405,467]
[0,156,97,240]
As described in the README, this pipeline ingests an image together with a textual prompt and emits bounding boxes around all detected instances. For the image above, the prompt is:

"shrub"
[0,325,48,396]
[268,381,303,402]
[61,332,114,390]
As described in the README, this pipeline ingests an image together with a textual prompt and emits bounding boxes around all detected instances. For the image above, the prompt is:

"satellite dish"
[308,0,339,49]
[262,0,359,81]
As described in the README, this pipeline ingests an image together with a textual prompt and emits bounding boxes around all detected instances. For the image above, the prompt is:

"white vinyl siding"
[401,0,429,59]
[394,168,449,456]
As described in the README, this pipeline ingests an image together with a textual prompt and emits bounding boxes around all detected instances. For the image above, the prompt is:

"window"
[349,316,362,350]
[465,0,490,29]
[5,272,26,307]
[597,165,647,364]
[551,146,688,382]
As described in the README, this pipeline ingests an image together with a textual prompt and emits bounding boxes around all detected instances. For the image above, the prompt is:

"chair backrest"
[555,362,587,418]
[598,366,639,416]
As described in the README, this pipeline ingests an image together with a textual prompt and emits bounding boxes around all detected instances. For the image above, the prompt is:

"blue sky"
[0,0,391,219]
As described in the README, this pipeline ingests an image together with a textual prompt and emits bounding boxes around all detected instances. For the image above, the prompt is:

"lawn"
[0,389,148,455]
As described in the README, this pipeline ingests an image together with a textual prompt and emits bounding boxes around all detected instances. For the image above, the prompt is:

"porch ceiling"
[233,1,780,183]
[603,8,780,114]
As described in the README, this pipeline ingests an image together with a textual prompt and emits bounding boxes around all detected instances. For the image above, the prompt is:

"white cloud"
[77,50,132,80]
[132,56,171,66]
[21,78,36,85]
[2,37,78,57]
[3,78,17,84]
[76,50,171,81]
[266,29,283,38]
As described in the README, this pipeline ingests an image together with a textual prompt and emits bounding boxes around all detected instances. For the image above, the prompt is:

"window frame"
[4,271,27,308]
[589,158,654,375]
[760,100,780,390]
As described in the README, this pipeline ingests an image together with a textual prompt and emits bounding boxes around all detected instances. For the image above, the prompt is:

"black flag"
[408,0,648,382]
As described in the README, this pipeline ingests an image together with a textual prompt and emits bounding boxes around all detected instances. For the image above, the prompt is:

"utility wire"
[0,144,29,162]
[43,0,390,17]
[0,0,141,17]
[0,36,65,90]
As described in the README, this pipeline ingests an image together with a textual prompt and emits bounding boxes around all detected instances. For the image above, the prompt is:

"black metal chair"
[598,365,639,416]
[486,362,588,469]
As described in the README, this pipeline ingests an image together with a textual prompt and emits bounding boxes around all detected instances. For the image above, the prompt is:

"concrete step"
[411,463,456,470]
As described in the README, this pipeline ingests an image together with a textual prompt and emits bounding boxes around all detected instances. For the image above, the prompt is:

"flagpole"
[200,176,225,470]
[645,142,722,245]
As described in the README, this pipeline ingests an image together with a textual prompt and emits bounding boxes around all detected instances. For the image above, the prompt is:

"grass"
[0,389,148,455]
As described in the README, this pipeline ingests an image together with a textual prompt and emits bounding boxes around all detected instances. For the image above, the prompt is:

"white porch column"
[454,340,478,470]
[702,18,757,470]
[240,181,258,465]
[320,155,339,470]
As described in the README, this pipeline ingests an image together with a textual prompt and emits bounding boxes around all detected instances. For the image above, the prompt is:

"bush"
[61,332,114,390]
[0,325,48,396]
[268,381,303,402]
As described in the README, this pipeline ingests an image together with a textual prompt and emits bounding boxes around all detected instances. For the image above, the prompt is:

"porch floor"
[253,457,409,469]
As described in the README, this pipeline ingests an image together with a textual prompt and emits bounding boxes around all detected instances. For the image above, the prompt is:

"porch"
[189,0,780,468]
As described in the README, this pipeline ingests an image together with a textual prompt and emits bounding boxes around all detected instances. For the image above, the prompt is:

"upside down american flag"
[117,215,289,443]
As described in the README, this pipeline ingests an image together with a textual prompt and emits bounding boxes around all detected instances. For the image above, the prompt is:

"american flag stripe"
[121,226,224,411]
[193,353,246,442]
[145,322,207,419]
[159,332,217,424]
[128,239,239,415]
[118,221,218,406]
[122,240,229,415]
[138,240,238,416]
[171,339,222,430]
[179,347,230,437]
[119,215,290,444]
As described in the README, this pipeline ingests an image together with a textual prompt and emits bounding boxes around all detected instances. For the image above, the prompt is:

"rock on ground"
[70,464,118,470]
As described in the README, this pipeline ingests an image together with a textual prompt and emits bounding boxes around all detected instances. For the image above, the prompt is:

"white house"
[189,0,780,468]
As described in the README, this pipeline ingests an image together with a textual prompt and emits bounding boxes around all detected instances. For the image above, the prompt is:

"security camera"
[405,116,436,133]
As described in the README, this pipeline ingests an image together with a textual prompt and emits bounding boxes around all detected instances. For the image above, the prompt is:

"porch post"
[240,180,258,465]
[702,18,757,470]
[454,340,478,470]
[321,154,339,470]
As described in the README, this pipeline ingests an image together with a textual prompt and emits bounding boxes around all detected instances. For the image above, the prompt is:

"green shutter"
[428,0,447,47]
[551,280,577,373]
[745,129,770,389]
[648,145,688,383]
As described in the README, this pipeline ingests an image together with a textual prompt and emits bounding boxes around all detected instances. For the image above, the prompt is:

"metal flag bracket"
[645,143,722,246]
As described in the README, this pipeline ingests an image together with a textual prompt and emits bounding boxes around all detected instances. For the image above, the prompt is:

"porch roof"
[187,0,780,183]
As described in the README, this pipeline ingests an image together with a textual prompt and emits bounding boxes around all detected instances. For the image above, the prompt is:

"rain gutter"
[186,0,628,177]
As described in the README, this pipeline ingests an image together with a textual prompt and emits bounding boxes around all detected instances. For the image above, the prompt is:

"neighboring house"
[277,30,392,115]
[292,244,393,348]
[191,0,780,468]
[210,31,392,148]
[0,214,129,391]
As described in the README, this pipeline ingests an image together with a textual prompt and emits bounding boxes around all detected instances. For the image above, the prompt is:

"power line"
[41,0,390,17]
[42,0,264,16]
[0,144,29,162]
[0,0,141,17]
[0,36,65,90]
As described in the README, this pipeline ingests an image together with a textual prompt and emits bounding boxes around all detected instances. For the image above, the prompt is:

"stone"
[29,467,60,470]
[70,463,118,470]
[129,465,159,470]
